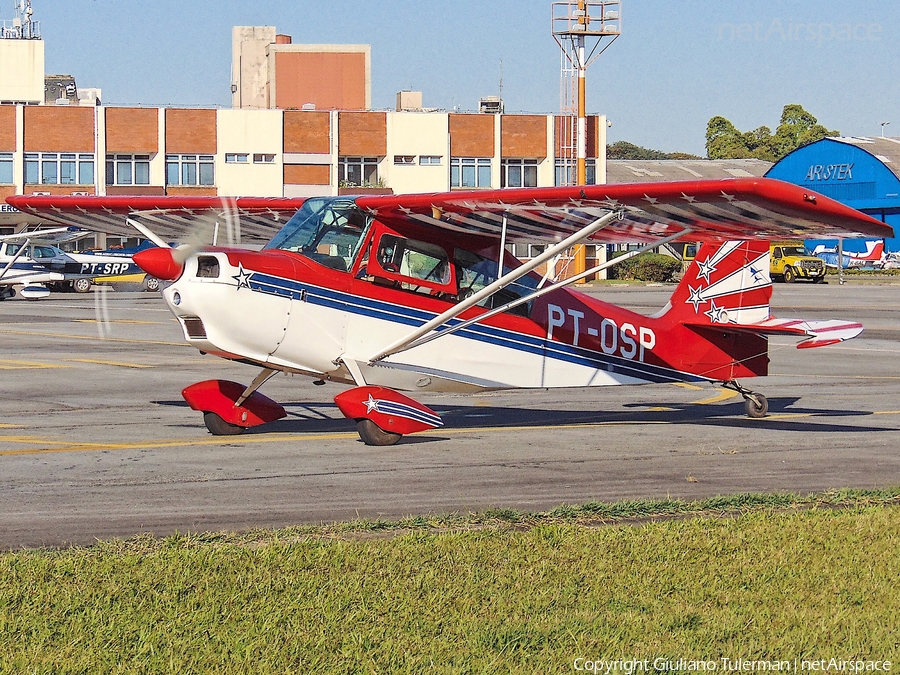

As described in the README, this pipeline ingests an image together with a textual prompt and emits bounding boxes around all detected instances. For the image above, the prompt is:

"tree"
[607,140,700,160]
[706,116,752,160]
[705,104,838,161]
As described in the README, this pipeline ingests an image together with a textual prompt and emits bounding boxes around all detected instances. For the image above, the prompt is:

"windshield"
[782,246,807,257]
[265,197,369,272]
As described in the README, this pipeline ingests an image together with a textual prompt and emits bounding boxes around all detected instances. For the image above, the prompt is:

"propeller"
[129,198,243,281]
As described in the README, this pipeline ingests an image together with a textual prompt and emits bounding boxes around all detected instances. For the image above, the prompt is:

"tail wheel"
[72,278,92,293]
[744,394,768,419]
[782,266,795,283]
[203,411,246,436]
[356,419,402,446]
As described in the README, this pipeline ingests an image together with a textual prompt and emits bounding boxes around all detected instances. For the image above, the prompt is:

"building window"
[501,159,538,188]
[394,155,415,165]
[450,157,491,188]
[106,154,150,186]
[0,153,12,184]
[554,158,596,186]
[166,154,214,186]
[24,153,94,185]
[253,153,275,164]
[225,153,248,164]
[419,155,442,165]
[338,156,379,187]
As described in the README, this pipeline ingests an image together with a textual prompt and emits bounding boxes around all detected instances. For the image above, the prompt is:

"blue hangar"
[766,136,900,255]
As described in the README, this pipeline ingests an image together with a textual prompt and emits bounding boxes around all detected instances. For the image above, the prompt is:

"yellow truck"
[770,241,826,283]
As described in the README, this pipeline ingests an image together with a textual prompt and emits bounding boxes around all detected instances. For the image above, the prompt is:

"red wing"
[357,178,892,244]
[8,178,893,245]
[6,195,308,243]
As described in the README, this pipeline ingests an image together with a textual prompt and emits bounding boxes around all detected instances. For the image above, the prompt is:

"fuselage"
[152,198,766,392]
[0,241,138,286]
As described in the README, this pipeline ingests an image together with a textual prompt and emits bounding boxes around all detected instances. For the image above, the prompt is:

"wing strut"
[367,209,621,364]
[0,238,32,283]
[389,228,691,356]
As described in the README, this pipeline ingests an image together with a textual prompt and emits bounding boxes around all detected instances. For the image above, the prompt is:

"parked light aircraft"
[8,179,892,444]
[0,228,143,298]
[811,240,885,269]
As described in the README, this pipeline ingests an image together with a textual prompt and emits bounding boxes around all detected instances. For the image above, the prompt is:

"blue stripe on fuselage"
[246,271,707,385]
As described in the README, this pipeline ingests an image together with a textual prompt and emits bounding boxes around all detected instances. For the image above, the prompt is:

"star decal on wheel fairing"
[365,394,380,414]
[232,263,253,290]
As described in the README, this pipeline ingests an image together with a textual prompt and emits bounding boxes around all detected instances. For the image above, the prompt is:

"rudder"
[668,241,771,326]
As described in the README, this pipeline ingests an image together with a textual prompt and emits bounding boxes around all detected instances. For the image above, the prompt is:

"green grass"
[1,490,899,673]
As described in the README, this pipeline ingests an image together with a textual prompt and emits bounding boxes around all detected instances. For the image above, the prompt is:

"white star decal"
[232,263,253,290]
[365,394,379,414]
[687,285,705,312]
[532,199,548,209]
[721,191,736,202]
[365,207,379,215]
[681,192,696,203]
[604,197,620,208]
[399,206,414,215]
[696,256,717,283]
[569,199,584,207]
[642,194,658,204]
[705,301,730,324]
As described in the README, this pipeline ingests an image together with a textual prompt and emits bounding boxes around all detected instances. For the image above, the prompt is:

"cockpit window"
[33,246,58,259]
[455,247,538,316]
[265,197,369,272]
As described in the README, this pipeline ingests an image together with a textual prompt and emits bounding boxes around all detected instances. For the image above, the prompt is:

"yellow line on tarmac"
[66,358,153,369]
[764,413,814,420]
[5,408,900,457]
[672,383,704,391]
[0,329,187,347]
[74,319,164,325]
[0,359,72,370]
[691,389,739,405]
[0,433,356,456]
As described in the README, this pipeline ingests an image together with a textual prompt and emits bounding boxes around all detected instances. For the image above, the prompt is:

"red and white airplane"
[8,178,892,445]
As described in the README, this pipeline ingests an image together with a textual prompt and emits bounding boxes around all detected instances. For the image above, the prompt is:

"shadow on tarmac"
[154,396,896,438]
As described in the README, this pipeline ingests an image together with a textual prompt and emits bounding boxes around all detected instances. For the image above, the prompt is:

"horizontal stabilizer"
[686,318,863,349]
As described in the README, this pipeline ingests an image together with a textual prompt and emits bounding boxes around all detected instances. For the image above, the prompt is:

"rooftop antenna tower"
[1,0,40,39]
[552,1,620,186]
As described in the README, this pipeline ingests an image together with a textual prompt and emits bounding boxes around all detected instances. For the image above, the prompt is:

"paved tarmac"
[1,279,899,549]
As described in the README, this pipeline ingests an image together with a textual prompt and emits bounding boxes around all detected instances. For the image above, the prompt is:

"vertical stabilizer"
[668,241,771,326]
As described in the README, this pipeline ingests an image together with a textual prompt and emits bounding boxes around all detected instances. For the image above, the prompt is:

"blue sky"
[28,0,900,155]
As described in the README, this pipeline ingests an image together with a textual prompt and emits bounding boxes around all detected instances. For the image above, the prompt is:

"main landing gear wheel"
[723,380,769,419]
[356,419,402,446]
[203,411,246,436]
[72,278,92,293]
[782,266,795,283]
[744,394,768,419]
[142,276,161,292]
